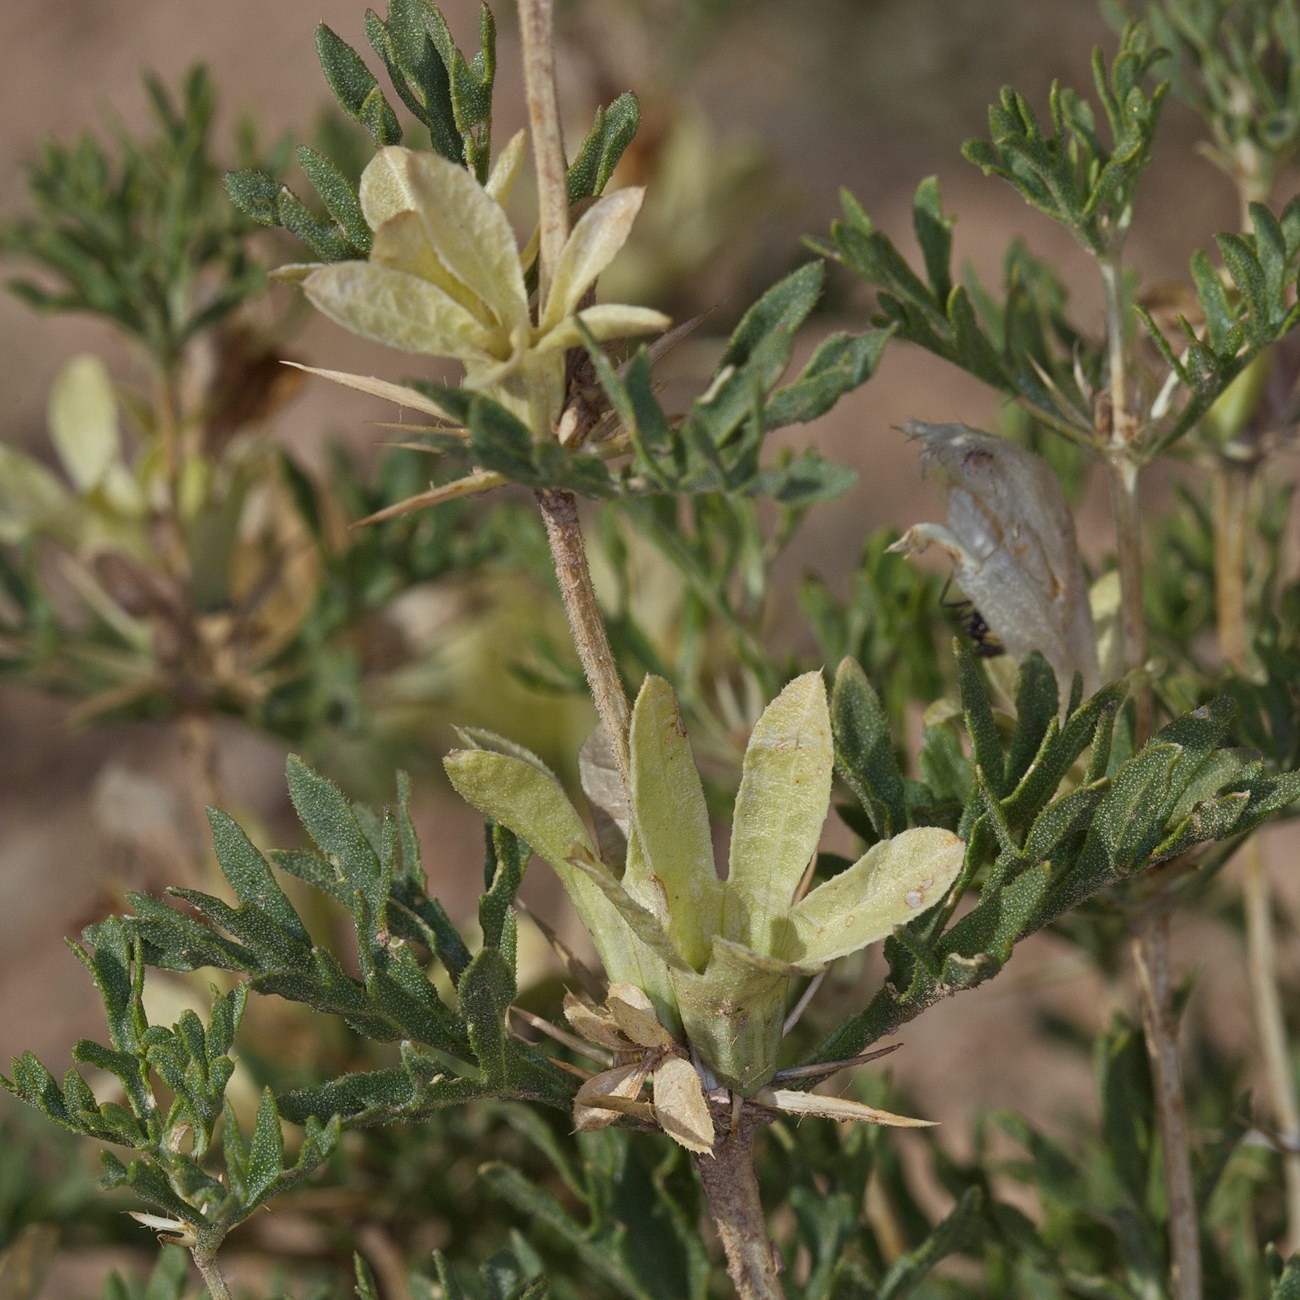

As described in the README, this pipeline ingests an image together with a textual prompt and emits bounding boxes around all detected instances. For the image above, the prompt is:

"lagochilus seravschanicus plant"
[5,1,1300,1297]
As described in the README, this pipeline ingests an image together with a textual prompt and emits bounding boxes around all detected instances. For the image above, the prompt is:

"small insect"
[941,579,1005,659]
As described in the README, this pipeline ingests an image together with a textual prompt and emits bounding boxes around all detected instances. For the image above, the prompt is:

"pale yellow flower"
[283,136,669,436]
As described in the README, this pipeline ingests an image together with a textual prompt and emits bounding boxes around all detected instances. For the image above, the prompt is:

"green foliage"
[123,762,574,1125]
[1,919,339,1260]
[962,22,1169,256]
[811,648,1300,1067]
[2,68,277,371]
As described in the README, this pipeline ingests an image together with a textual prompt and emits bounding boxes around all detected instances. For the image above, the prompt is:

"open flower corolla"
[281,137,670,434]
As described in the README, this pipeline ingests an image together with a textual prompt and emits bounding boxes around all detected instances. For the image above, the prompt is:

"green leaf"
[831,657,907,839]
[568,93,641,203]
[878,1187,983,1299]
[296,146,371,252]
[315,25,402,146]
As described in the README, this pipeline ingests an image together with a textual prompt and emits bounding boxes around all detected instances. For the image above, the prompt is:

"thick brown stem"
[536,489,630,786]
[694,1106,785,1300]
[1131,910,1201,1300]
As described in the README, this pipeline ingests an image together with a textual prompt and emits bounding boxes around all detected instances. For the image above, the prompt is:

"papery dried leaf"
[652,1056,715,1153]
[562,992,631,1051]
[574,1059,654,1130]
[607,983,674,1049]
[892,422,1099,694]
[282,361,458,422]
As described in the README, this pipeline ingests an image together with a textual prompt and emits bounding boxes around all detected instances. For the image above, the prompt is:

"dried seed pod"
[891,421,1100,696]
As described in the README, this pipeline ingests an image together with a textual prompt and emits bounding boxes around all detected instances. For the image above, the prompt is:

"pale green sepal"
[453,727,561,783]
[370,210,487,320]
[566,846,691,975]
[540,187,646,332]
[303,262,498,359]
[443,749,675,1024]
[48,356,121,495]
[628,675,722,971]
[535,305,672,355]
[269,262,325,284]
[723,672,833,954]
[786,827,965,967]
[673,937,805,1093]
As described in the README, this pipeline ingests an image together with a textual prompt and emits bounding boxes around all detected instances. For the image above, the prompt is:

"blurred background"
[0,0,1283,1292]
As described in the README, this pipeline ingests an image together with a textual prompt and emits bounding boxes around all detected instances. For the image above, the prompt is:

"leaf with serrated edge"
[653,1056,714,1153]
[628,676,722,970]
[723,673,833,955]
[787,827,964,966]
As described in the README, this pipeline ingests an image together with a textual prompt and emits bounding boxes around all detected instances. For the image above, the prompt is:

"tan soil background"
[0,0,1295,1293]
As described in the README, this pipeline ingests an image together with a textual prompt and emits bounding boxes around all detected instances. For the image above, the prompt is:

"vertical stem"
[1102,454,1152,740]
[1131,910,1201,1300]
[1213,459,1300,1248]
[536,489,630,785]
[518,0,569,306]
[191,1244,233,1300]
[693,1107,785,1300]
[1101,249,1199,1295]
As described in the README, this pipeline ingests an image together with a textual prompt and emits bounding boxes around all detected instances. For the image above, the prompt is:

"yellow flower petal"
[303,262,498,360]
[391,147,530,334]
[541,187,647,333]
[485,129,527,206]
[371,210,490,323]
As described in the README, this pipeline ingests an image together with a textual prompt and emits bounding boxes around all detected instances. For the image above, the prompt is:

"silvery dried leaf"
[891,422,1099,695]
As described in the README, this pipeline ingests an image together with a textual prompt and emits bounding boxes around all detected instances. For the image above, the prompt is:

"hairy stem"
[1102,454,1151,740]
[694,1105,785,1300]
[536,489,630,784]
[1213,457,1300,1248]
[1131,910,1201,1300]
[191,1244,233,1300]
[518,0,568,306]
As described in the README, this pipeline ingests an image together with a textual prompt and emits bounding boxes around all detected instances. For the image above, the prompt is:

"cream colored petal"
[541,188,646,333]
[359,146,419,229]
[534,304,672,356]
[607,983,675,1049]
[723,673,832,955]
[371,210,489,322]
[395,148,529,333]
[652,1056,715,1153]
[753,1086,936,1128]
[787,827,965,966]
[282,361,456,421]
[303,262,498,360]
[485,129,527,207]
